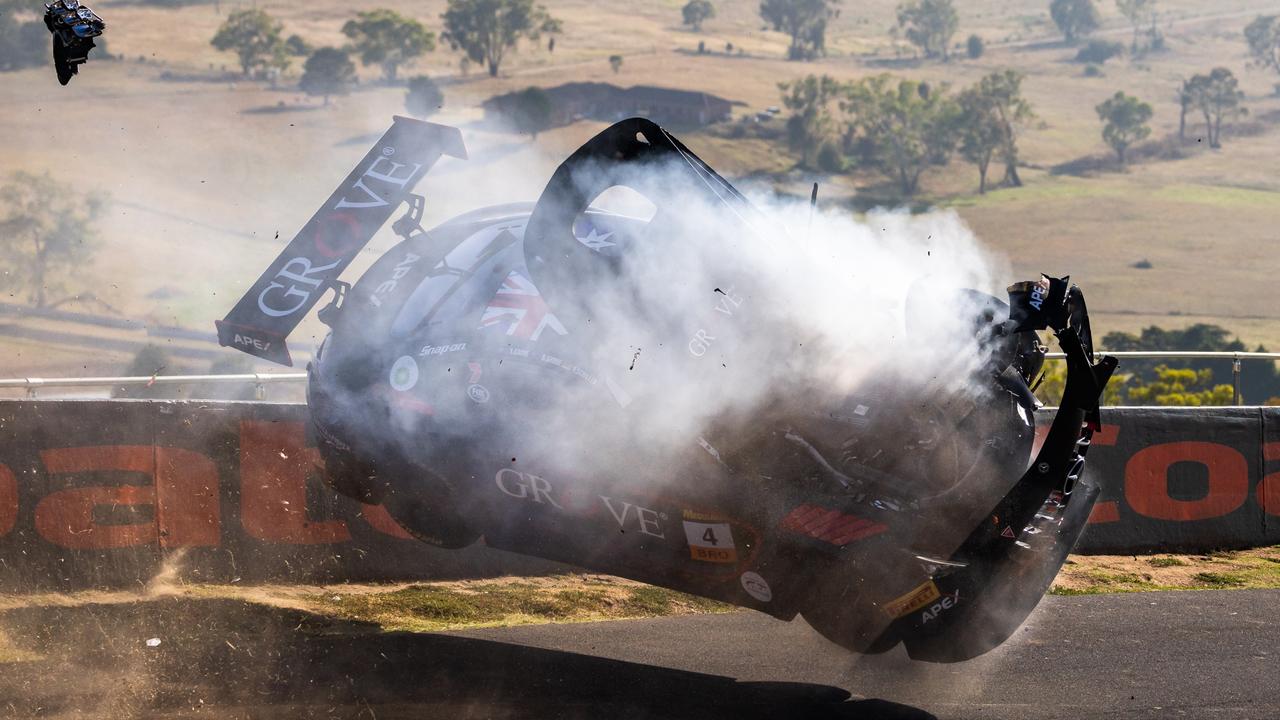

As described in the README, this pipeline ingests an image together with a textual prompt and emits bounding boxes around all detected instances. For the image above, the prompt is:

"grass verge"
[313,575,733,633]
[1049,546,1280,596]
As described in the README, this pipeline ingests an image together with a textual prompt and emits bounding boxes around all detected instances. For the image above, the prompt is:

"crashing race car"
[217,117,1117,663]
[44,0,105,86]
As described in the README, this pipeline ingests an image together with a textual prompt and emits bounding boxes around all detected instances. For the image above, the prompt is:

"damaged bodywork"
[219,117,1117,662]
[43,0,105,86]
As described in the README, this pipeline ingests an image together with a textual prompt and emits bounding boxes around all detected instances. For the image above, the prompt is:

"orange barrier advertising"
[0,401,1276,589]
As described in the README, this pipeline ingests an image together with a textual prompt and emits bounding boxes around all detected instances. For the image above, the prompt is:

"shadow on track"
[0,598,934,719]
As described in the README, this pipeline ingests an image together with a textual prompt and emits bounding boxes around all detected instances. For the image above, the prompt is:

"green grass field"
[2,0,1279,377]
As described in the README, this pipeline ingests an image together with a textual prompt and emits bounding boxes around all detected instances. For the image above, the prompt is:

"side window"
[573,185,657,253]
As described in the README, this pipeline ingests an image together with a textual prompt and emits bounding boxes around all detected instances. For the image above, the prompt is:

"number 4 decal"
[683,520,736,563]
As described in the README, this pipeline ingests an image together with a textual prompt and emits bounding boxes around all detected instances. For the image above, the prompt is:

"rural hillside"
[2,0,1278,397]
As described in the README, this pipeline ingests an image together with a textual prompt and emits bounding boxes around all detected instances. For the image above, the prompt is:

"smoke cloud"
[354,145,1014,509]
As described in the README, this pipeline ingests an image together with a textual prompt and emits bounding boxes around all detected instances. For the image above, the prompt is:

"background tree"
[957,88,1003,193]
[211,8,287,77]
[1126,365,1233,406]
[0,2,47,72]
[1050,0,1099,44]
[405,75,444,118]
[507,86,552,139]
[1115,0,1157,53]
[299,47,356,105]
[285,34,314,58]
[609,54,623,73]
[896,0,958,61]
[1243,15,1280,76]
[341,9,435,84]
[1176,75,1198,142]
[113,345,180,400]
[956,72,1032,193]
[1095,90,1151,165]
[841,75,959,194]
[1103,323,1280,404]
[759,0,839,61]
[779,74,842,168]
[191,355,257,401]
[0,171,104,309]
[1186,67,1245,149]
[682,0,715,32]
[441,0,561,78]
[1074,39,1123,64]
[965,34,984,59]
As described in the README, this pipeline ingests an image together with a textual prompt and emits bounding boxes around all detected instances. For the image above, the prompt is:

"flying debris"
[219,117,1117,663]
[43,0,106,86]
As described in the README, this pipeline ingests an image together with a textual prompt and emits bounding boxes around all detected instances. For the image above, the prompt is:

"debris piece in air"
[44,0,106,86]
[145,637,161,648]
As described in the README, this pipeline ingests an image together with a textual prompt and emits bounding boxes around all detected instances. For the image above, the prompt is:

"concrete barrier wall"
[0,400,1276,589]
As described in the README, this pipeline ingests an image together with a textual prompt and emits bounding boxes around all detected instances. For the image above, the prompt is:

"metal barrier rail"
[1043,350,1280,405]
[0,373,307,399]
[3,351,1279,402]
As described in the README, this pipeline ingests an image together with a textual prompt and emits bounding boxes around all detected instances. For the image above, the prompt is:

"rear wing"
[215,117,467,366]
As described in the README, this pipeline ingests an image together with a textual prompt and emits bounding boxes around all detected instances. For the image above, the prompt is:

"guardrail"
[3,351,1279,403]
[0,372,307,399]
[1042,351,1280,405]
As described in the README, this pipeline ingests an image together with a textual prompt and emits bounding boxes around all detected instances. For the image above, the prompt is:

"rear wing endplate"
[215,117,466,366]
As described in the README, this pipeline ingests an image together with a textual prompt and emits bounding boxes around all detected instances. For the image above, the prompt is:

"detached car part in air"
[44,0,105,86]
[219,117,1117,662]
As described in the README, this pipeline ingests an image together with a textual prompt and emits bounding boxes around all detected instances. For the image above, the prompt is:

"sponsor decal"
[233,333,271,352]
[687,328,716,358]
[370,252,422,307]
[601,496,665,538]
[696,437,723,463]
[419,342,467,358]
[466,384,491,404]
[681,510,737,564]
[478,270,568,341]
[920,589,961,624]
[494,469,563,509]
[491,473,666,540]
[333,155,423,210]
[884,580,941,619]
[604,375,633,409]
[712,285,744,317]
[576,227,616,251]
[256,157,422,318]
[389,356,419,392]
[1028,276,1051,311]
[779,504,888,546]
[256,257,341,318]
[740,571,772,602]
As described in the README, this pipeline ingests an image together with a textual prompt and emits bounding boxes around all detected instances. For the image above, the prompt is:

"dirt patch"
[0,573,733,641]
[0,593,860,719]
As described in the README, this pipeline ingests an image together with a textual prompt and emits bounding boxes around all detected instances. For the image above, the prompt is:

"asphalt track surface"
[452,589,1280,720]
[0,589,1275,719]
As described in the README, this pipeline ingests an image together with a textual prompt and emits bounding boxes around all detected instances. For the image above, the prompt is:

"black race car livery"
[219,117,1117,662]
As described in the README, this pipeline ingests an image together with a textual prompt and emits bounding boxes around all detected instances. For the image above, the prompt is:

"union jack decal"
[478,270,568,341]
[779,504,888,546]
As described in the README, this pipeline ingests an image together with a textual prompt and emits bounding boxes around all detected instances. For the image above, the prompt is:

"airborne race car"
[218,117,1116,663]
